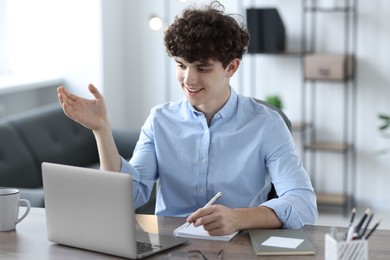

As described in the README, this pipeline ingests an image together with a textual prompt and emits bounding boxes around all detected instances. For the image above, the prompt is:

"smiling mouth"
[187,87,204,94]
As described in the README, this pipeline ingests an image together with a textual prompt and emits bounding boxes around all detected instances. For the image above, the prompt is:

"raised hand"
[57,84,109,131]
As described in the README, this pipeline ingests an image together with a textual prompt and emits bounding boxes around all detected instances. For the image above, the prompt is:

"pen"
[344,207,356,240]
[364,219,381,240]
[346,225,356,241]
[349,207,356,226]
[355,208,371,234]
[204,191,222,208]
[359,212,374,239]
[185,191,222,228]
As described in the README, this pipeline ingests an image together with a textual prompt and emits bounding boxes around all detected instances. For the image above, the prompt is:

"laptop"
[42,162,187,259]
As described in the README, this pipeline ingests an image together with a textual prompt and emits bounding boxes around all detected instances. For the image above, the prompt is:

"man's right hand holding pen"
[186,190,283,236]
[185,192,237,234]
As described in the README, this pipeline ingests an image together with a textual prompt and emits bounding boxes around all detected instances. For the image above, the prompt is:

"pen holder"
[325,234,368,260]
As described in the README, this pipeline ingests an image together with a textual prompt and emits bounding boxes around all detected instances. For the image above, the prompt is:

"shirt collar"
[216,87,237,120]
[186,87,238,120]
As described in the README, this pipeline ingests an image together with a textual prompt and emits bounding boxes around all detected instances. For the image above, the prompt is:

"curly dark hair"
[164,1,250,68]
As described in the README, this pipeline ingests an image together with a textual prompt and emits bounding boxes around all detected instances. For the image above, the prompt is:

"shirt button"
[201,158,207,163]
[199,188,205,192]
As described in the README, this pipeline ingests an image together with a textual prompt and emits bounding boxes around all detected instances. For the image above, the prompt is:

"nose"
[183,68,197,86]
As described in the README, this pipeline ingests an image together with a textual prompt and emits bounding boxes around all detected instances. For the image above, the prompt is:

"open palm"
[57,84,108,131]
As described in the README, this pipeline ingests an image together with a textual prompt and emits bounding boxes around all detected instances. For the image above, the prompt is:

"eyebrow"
[174,58,214,67]
[197,61,214,67]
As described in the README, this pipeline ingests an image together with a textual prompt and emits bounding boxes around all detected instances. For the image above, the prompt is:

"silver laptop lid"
[42,162,139,258]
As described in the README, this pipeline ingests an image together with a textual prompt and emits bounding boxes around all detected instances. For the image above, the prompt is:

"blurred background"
[1,0,389,221]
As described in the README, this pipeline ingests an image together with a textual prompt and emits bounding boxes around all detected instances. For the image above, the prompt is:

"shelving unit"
[301,0,358,214]
[244,1,358,214]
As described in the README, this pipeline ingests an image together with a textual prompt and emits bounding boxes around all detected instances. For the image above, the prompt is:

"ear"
[226,58,240,78]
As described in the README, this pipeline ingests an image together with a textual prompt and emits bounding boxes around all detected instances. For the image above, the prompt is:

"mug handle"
[16,199,31,224]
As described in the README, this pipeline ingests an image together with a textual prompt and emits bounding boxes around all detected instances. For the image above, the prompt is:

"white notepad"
[174,222,239,241]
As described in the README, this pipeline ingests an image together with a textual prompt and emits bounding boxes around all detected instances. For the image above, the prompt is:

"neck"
[198,87,231,126]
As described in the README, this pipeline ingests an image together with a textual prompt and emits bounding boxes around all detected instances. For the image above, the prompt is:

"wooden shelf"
[251,50,303,56]
[305,142,349,152]
[291,121,313,132]
[317,192,349,206]
[304,7,356,13]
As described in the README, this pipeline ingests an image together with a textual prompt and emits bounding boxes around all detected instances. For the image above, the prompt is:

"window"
[0,0,101,85]
[0,0,10,75]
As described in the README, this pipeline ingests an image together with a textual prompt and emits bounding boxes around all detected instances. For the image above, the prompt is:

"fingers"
[186,208,204,224]
[189,208,226,235]
[57,86,80,121]
[203,222,224,236]
[88,83,104,100]
[57,86,68,107]
[57,85,76,105]
[187,205,236,236]
[58,84,101,103]
[187,206,215,227]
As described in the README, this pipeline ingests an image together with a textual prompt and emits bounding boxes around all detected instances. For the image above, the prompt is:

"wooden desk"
[1,208,389,259]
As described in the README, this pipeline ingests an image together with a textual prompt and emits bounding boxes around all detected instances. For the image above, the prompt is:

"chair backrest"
[253,98,292,133]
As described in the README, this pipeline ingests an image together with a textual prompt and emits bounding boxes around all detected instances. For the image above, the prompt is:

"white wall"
[0,0,10,74]
[0,0,102,116]
[355,1,390,211]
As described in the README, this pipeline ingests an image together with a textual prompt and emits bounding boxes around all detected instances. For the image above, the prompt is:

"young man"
[57,1,317,236]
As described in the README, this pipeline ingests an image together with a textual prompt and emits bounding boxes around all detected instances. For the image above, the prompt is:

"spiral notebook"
[174,222,239,241]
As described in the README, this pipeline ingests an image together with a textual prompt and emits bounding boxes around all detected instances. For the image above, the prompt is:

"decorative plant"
[378,113,390,155]
[265,95,284,110]
[378,113,390,138]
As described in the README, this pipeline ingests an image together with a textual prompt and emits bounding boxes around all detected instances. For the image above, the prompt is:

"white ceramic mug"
[0,188,31,231]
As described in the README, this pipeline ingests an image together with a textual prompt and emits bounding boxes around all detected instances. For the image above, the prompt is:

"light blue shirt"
[120,88,318,229]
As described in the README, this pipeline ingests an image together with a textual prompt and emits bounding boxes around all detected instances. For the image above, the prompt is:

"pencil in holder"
[325,234,368,260]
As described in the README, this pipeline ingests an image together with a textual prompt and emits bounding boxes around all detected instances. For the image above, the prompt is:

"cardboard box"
[304,54,354,80]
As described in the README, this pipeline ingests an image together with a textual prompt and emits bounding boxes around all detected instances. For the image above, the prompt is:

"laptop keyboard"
[137,241,162,254]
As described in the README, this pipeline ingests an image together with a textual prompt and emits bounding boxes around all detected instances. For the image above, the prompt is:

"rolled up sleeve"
[262,186,318,229]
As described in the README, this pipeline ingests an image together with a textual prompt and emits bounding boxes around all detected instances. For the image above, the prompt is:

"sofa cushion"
[0,103,141,209]
[8,104,99,181]
[19,188,45,207]
[0,122,42,188]
[112,128,140,159]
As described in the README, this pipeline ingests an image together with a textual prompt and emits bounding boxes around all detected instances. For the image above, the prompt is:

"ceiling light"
[149,16,163,31]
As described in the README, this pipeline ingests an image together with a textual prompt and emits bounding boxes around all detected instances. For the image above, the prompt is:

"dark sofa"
[0,103,156,212]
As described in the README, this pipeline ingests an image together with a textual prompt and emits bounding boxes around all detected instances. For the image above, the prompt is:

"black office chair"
[135,98,292,214]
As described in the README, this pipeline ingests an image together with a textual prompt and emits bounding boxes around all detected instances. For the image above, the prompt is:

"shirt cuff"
[262,198,305,229]
[119,156,140,183]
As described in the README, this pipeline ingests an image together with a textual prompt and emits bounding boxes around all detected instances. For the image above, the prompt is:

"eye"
[198,67,211,73]
[177,63,186,70]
